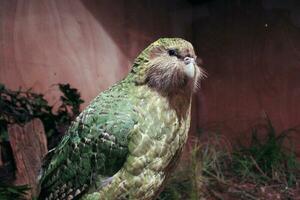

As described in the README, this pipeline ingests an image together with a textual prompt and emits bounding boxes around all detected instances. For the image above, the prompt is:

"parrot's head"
[131,38,206,96]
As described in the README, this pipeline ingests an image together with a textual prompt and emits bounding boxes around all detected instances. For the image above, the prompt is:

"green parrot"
[38,38,204,200]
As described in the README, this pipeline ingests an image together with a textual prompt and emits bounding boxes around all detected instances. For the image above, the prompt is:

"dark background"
[1,0,300,153]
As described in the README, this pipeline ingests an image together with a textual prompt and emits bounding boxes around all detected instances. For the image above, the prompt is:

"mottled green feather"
[39,80,138,199]
[81,84,190,200]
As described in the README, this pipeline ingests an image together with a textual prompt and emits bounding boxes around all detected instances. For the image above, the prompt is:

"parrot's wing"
[38,91,137,199]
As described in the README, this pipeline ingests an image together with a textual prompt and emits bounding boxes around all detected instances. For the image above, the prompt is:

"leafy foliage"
[56,83,84,125]
[0,83,84,147]
[0,83,84,200]
[44,83,84,147]
[0,83,84,188]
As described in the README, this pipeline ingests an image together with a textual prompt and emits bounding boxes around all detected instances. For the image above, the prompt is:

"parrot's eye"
[168,49,177,57]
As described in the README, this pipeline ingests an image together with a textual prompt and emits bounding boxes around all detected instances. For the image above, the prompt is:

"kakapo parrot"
[38,38,205,200]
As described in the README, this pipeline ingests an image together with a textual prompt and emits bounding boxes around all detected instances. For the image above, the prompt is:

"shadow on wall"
[81,0,174,61]
[80,0,212,59]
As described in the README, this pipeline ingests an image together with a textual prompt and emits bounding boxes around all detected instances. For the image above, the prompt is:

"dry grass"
[158,118,300,200]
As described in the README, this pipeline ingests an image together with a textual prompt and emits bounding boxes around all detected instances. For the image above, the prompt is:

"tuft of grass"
[0,183,30,200]
[232,116,300,186]
[158,134,232,200]
[159,116,300,199]
[157,165,193,200]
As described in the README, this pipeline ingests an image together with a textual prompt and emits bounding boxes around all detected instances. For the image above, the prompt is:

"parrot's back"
[38,80,138,199]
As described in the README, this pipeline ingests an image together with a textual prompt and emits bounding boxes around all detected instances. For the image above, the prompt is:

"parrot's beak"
[183,57,195,78]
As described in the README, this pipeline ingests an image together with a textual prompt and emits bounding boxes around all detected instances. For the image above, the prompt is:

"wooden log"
[8,118,48,198]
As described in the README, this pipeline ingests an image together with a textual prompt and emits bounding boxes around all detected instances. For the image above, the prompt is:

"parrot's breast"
[89,85,191,200]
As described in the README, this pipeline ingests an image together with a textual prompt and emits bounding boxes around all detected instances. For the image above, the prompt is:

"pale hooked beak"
[183,57,195,78]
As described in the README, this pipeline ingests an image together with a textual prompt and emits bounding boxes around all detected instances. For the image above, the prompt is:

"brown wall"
[193,1,300,146]
[1,0,300,152]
